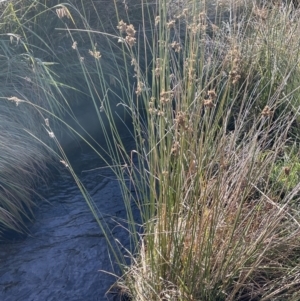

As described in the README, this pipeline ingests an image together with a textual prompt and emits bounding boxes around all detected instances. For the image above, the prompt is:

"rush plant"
[1,0,300,300]
[37,0,300,299]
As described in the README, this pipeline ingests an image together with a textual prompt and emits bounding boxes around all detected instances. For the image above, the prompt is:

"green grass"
[0,0,138,238]
[1,0,300,300]
[96,1,300,300]
[0,2,64,237]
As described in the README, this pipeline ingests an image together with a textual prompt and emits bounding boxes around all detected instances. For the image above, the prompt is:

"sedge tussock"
[2,0,300,300]
[110,1,300,300]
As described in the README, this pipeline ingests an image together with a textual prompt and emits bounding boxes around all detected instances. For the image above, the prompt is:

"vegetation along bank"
[1,0,300,300]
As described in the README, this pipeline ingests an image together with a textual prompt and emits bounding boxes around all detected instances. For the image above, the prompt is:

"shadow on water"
[0,115,135,243]
[0,120,142,301]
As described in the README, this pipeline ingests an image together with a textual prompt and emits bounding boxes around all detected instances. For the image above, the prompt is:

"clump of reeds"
[40,0,300,299]
[2,0,300,299]
[96,0,300,300]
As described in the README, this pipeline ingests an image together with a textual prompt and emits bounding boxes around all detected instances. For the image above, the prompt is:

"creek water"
[0,131,140,301]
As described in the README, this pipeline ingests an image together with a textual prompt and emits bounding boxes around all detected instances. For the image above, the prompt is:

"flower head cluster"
[117,20,136,47]
[203,89,217,108]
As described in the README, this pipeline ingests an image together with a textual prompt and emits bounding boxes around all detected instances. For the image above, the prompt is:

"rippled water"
[0,131,140,301]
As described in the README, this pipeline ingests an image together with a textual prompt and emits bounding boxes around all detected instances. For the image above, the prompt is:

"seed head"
[72,41,77,50]
[167,20,175,29]
[208,89,217,100]
[126,24,136,37]
[56,7,70,19]
[136,82,145,96]
[155,16,160,26]
[155,68,161,77]
[229,70,241,84]
[89,49,101,60]
[175,111,186,128]
[160,90,173,105]
[125,36,136,47]
[171,141,180,156]
[261,106,273,117]
[162,170,169,176]
[157,110,164,117]
[204,98,215,108]
[171,41,181,52]
[117,20,127,33]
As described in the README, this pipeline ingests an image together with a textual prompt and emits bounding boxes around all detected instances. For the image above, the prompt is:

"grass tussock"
[0,8,62,238]
[25,0,299,299]
[98,1,300,300]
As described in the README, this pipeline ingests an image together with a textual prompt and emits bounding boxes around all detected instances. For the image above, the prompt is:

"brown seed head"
[261,106,273,117]
[204,99,215,108]
[125,36,136,47]
[117,20,127,33]
[167,20,175,29]
[175,111,186,128]
[208,90,217,100]
[155,67,161,77]
[157,110,164,117]
[171,41,181,52]
[126,24,136,37]
[160,90,173,104]
[171,141,180,156]
[136,82,144,96]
